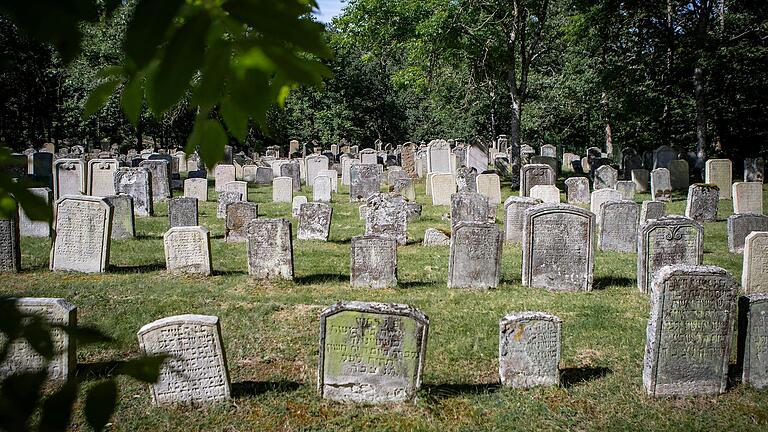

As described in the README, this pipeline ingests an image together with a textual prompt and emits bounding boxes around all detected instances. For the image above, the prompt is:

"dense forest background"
[1,0,766,163]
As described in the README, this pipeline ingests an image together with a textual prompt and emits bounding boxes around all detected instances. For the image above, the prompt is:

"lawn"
[3,177,768,431]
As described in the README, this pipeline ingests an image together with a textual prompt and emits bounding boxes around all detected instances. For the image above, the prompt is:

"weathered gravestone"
[744,158,765,183]
[685,184,719,222]
[0,208,21,273]
[341,158,360,186]
[451,192,493,228]
[431,173,456,206]
[272,176,293,203]
[615,181,636,200]
[427,139,451,173]
[114,167,153,216]
[350,235,398,288]
[164,226,212,275]
[728,214,768,253]
[400,144,417,179]
[139,160,171,202]
[103,195,135,239]
[245,166,273,185]
[360,148,378,165]
[668,160,689,191]
[319,169,339,192]
[313,175,333,202]
[298,202,332,241]
[530,185,560,204]
[631,169,650,193]
[652,145,678,169]
[423,228,450,246]
[598,200,639,253]
[86,158,119,196]
[280,161,302,192]
[643,265,737,397]
[246,218,293,279]
[640,200,667,222]
[214,164,236,192]
[216,191,242,219]
[0,298,76,383]
[589,188,622,225]
[138,315,230,405]
[183,178,207,203]
[594,165,618,190]
[393,177,415,201]
[168,197,198,228]
[476,173,502,205]
[520,164,555,197]
[531,156,559,178]
[540,144,556,158]
[365,193,407,245]
[18,187,52,237]
[651,168,672,202]
[504,196,542,244]
[292,196,307,218]
[448,221,503,289]
[50,196,112,273]
[522,204,595,292]
[350,164,382,202]
[306,154,330,187]
[733,182,763,214]
[637,216,704,293]
[467,143,489,173]
[705,159,733,200]
[499,312,561,388]
[456,167,478,192]
[223,180,248,201]
[318,301,429,403]
[564,177,590,205]
[738,293,768,389]
[225,202,258,242]
[52,159,85,200]
[743,232,768,294]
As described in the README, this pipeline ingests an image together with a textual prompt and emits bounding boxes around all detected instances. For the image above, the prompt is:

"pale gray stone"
[732,182,763,214]
[651,168,672,202]
[727,214,768,253]
[504,196,541,244]
[615,181,636,200]
[520,164,555,197]
[216,191,242,219]
[103,195,135,239]
[637,216,704,293]
[350,164,382,202]
[225,202,258,243]
[423,228,450,246]
[292,196,307,218]
[739,293,768,389]
[139,160,171,203]
[743,232,768,294]
[499,312,561,388]
[164,226,212,275]
[427,139,451,173]
[53,159,85,201]
[448,221,503,289]
[431,173,456,206]
[598,200,639,253]
[272,176,293,203]
[18,187,52,237]
[168,197,198,228]
[313,175,332,202]
[640,200,667,222]
[456,167,478,192]
[590,189,622,225]
[246,218,293,279]
[298,202,332,241]
[451,192,493,228]
[114,167,153,216]
[594,165,618,190]
[305,154,330,187]
[685,184,719,222]
[86,158,119,196]
[705,159,733,200]
[744,158,764,183]
[565,177,589,204]
[540,144,556,158]
[530,185,560,203]
[364,193,407,245]
[476,173,501,205]
[214,164,236,192]
[184,178,208,202]
[350,235,397,288]
[50,196,112,273]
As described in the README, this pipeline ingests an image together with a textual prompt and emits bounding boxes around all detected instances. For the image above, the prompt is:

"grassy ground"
[3,176,768,431]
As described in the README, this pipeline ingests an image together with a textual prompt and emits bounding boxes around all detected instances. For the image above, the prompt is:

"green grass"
[4,177,768,431]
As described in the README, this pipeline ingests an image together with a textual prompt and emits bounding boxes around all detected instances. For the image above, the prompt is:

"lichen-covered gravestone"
[448,221,503,289]
[640,200,667,222]
[216,191,242,219]
[350,164,382,202]
[530,185,560,203]
[214,164,236,192]
[743,232,768,293]
[738,293,768,389]
[499,312,561,388]
[19,187,52,237]
[451,192,493,228]
[298,202,332,241]
[728,214,768,253]
[732,182,763,214]
[168,197,198,228]
[247,218,294,280]
[292,196,308,218]
[0,298,76,383]
[456,167,478,192]
[598,200,639,253]
[318,301,429,403]
[651,168,672,202]
[114,167,153,216]
[643,265,737,397]
[744,158,765,183]
[365,193,407,245]
[139,159,171,203]
[138,315,231,405]
[594,165,618,190]
[184,178,208,202]
[350,235,397,288]
[522,204,595,291]
[0,206,21,273]
[103,195,135,239]
[637,216,703,294]
[615,181,636,200]
[50,196,112,273]
[520,164,555,197]
[164,226,212,275]
[423,228,450,246]
[225,201,258,243]
[504,196,542,244]
[685,184,719,222]
[564,177,589,204]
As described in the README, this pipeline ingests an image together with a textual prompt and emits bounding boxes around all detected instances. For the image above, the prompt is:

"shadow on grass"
[211,234,225,240]
[135,234,164,240]
[77,361,122,380]
[212,270,248,276]
[231,380,302,398]
[294,273,348,284]
[560,366,611,387]
[592,276,635,290]
[398,281,438,289]
[422,383,500,398]
[328,238,352,245]
[728,363,743,389]
[110,263,167,273]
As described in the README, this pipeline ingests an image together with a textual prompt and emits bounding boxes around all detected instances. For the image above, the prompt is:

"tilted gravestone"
[247,218,293,279]
[564,177,589,204]
[705,159,733,200]
[522,204,595,292]
[448,221,503,289]
[732,182,763,215]
[19,187,52,238]
[114,167,153,216]
[0,298,76,383]
[499,312,561,388]
[451,192,493,228]
[50,196,112,273]
[530,185,560,204]
[643,265,737,397]
[350,164,382,202]
[365,193,407,245]
[0,206,21,273]
[103,195,135,239]
[164,226,212,275]
[598,200,639,253]
[631,169,650,193]
[744,157,765,183]
[138,315,230,405]
[216,191,242,219]
[225,201,258,243]
[651,168,672,202]
[86,158,119,196]
[272,176,293,203]
[685,184,719,222]
[456,167,478,192]
[423,228,450,246]
[431,173,456,206]
[615,180,635,200]
[184,178,208,202]
[53,159,85,200]
[640,200,667,223]
[168,197,199,228]
[318,301,429,403]
[728,214,768,253]
[350,235,398,288]
[520,164,555,197]
[298,202,332,241]
[594,165,618,190]
[504,196,542,244]
[743,232,768,294]
[476,173,501,205]
[214,164,236,192]
[637,216,704,293]
[139,160,171,203]
[738,293,768,389]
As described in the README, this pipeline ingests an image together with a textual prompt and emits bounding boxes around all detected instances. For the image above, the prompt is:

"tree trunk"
[601,91,613,158]
[662,0,674,146]
[694,66,707,167]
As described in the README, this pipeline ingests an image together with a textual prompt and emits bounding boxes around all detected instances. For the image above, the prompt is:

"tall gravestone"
[168,197,198,228]
[50,196,112,273]
[685,184,719,222]
[520,164,555,197]
[365,193,407,245]
[499,312,561,388]
[247,218,294,280]
[138,315,230,405]
[103,195,135,239]
[305,154,330,187]
[594,165,618,190]
[18,187,52,237]
[214,164,236,192]
[643,265,737,397]
[313,175,333,202]
[668,160,689,191]
[164,226,212,275]
[448,221,503,289]
[504,196,541,244]
[743,232,768,294]
[727,214,768,253]
[705,159,733,200]
[652,145,677,169]
[565,177,589,204]
[350,235,398,288]
[318,301,429,403]
[280,161,302,192]
[0,207,21,273]
[298,202,332,241]
[598,200,639,253]
[114,167,153,217]
[732,182,763,214]
[272,176,293,203]
[651,168,672,202]
[139,160,171,203]
[350,164,381,202]
[637,216,704,293]
[225,202,258,243]
[738,293,768,389]
[427,139,451,173]
[86,158,119,196]
[53,159,85,200]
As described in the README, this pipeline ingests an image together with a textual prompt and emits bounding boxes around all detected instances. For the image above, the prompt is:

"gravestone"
[530,185,560,204]
[564,177,590,205]
[298,202,332,241]
[705,159,733,200]
[742,232,768,294]
[456,167,478,192]
[598,200,639,253]
[292,196,307,218]
[349,164,382,202]
[365,193,408,245]
[313,175,333,202]
[18,187,52,237]
[615,181,636,200]
[668,160,689,191]
[423,228,450,246]
[685,184,719,222]
[651,168,672,202]
[223,181,248,201]
[427,139,451,173]
[246,218,293,279]
[590,188,622,224]
[467,143,489,173]
[504,196,542,244]
[184,178,208,202]
[164,226,212,275]
[139,160,171,202]
[431,173,456,206]
[520,164,555,197]
[522,204,595,291]
[0,208,21,273]
[652,145,677,169]
[319,169,339,192]
[451,192,493,228]
[499,312,561,388]
[540,144,556,158]
[744,158,765,183]
[214,164,236,192]
[476,173,501,205]
[400,143,417,179]
[114,167,153,216]
[280,160,302,192]
[594,165,618,190]
[641,200,667,222]
[738,293,768,389]
[168,197,198,228]
[246,166,273,185]
[137,315,230,405]
[272,176,293,203]
[31,152,53,186]
[448,221,503,289]
[360,148,377,165]
[318,301,428,403]
[216,191,242,219]
[732,182,763,214]
[103,195,135,239]
[305,154,330,187]
[350,235,398,288]
[50,196,112,273]
[727,214,768,253]
[562,153,579,173]
[0,298,76,383]
[631,169,650,193]
[53,159,85,200]
[225,202,258,243]
[405,202,422,222]
[622,153,644,179]
[86,159,119,196]
[393,177,415,201]
[341,158,360,186]
[637,216,704,293]
[643,265,737,397]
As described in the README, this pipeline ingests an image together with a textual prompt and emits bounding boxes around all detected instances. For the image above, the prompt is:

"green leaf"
[121,75,144,127]
[116,355,168,384]
[148,12,212,114]
[95,65,123,80]
[187,117,228,170]
[124,0,185,69]
[39,379,79,432]
[191,40,231,109]
[84,380,117,432]
[220,97,249,142]
[83,79,121,119]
